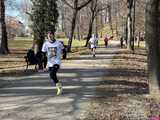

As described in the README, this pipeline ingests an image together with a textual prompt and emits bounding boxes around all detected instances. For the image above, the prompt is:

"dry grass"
[83,48,160,120]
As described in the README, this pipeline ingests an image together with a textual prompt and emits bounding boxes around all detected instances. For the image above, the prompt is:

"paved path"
[0,42,119,120]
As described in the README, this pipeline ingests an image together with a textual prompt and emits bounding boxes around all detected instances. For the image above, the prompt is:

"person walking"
[104,35,113,48]
[104,35,109,48]
[42,30,64,95]
[89,34,98,58]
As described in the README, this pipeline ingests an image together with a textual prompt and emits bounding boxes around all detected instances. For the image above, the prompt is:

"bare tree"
[85,0,107,47]
[126,0,134,51]
[62,0,92,52]
[0,0,9,54]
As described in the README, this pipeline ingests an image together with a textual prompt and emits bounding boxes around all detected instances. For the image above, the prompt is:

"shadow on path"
[0,43,149,120]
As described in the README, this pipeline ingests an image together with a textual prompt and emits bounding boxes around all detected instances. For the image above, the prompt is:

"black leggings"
[49,64,59,84]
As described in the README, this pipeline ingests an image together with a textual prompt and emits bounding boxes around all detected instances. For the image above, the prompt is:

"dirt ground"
[83,48,160,120]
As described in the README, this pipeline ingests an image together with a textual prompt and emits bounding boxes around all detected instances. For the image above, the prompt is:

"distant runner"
[89,34,98,58]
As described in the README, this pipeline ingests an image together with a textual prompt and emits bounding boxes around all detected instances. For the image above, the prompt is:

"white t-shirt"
[89,37,98,48]
[42,40,64,67]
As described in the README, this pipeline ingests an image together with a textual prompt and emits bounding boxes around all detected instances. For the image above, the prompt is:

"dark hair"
[47,30,54,34]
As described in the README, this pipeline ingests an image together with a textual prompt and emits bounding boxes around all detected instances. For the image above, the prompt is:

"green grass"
[57,38,86,47]
[9,37,105,50]
[9,37,33,49]
[134,41,146,49]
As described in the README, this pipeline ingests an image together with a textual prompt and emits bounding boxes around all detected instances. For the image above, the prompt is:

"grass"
[9,37,33,49]
[9,37,105,50]
[0,37,92,74]
[4,36,145,75]
[57,38,105,47]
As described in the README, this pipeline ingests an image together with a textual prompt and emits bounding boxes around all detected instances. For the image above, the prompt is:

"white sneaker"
[56,83,63,95]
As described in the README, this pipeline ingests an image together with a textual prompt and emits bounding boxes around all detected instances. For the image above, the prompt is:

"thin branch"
[26,12,43,37]
[62,0,74,9]
[77,0,93,10]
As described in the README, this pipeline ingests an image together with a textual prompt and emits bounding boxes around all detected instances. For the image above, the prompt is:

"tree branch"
[62,0,74,9]
[77,0,93,10]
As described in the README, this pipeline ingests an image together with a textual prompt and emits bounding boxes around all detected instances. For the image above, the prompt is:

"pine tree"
[31,0,59,51]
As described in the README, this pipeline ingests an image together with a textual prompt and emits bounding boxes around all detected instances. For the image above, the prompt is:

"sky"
[6,0,27,24]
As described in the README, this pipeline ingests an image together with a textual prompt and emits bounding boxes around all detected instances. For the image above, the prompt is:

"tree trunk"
[132,0,136,49]
[127,8,134,51]
[76,13,80,41]
[146,0,160,95]
[127,0,134,51]
[0,0,9,54]
[95,15,98,37]
[85,13,95,47]
[107,5,113,36]
[67,10,78,52]
[137,32,140,48]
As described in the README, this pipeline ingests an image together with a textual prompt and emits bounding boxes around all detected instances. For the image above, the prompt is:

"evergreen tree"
[31,0,59,51]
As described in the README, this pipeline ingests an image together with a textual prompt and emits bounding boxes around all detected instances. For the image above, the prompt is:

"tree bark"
[107,5,113,36]
[62,0,92,52]
[76,13,81,41]
[132,0,136,49]
[146,0,160,95]
[127,12,132,50]
[85,14,95,47]
[67,9,78,52]
[127,0,134,51]
[0,0,9,54]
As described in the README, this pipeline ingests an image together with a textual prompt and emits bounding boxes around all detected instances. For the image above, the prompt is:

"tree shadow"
[0,45,148,118]
[0,66,149,117]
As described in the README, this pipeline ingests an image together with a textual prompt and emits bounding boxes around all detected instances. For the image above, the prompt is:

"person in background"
[104,35,109,48]
[104,35,113,48]
[89,34,98,58]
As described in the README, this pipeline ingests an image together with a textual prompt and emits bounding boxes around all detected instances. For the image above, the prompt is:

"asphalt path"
[0,42,119,120]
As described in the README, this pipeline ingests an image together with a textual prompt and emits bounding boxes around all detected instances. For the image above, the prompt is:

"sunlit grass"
[9,37,105,50]
[134,41,146,49]
[9,37,33,49]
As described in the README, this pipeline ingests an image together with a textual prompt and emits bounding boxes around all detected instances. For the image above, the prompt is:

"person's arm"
[42,42,47,53]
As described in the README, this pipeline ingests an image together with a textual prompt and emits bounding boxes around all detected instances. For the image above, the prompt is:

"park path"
[0,41,119,120]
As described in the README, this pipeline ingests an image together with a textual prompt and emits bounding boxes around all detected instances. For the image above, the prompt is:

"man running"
[42,30,64,95]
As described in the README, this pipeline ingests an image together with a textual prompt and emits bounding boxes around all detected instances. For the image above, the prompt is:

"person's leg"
[49,64,59,84]
[49,64,62,95]
[92,47,96,57]
[91,48,93,55]
[105,41,108,47]
[43,56,47,69]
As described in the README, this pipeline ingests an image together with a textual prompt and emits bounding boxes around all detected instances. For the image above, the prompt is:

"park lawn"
[1,37,97,75]
[9,37,105,49]
[9,37,33,49]
[1,37,144,75]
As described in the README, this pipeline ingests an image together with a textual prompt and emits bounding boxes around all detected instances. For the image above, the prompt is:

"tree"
[0,0,9,54]
[30,0,59,52]
[145,0,160,95]
[127,0,134,51]
[85,0,107,47]
[62,0,92,52]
